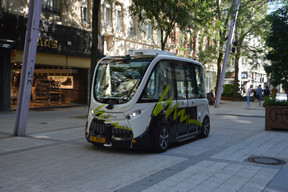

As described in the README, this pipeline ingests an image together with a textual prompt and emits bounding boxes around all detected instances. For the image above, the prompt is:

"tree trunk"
[161,29,165,50]
[215,47,223,97]
[233,48,240,98]
[91,0,101,76]
[233,27,241,99]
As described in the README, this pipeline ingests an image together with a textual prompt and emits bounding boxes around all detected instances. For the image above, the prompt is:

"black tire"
[200,116,210,138]
[153,124,170,153]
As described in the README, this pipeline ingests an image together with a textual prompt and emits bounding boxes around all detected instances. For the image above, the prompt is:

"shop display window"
[10,64,88,110]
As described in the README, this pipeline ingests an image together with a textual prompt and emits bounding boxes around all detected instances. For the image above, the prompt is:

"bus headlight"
[127,110,141,119]
[91,109,96,117]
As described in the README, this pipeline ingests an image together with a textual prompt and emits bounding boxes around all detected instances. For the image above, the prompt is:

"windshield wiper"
[126,80,140,101]
[106,99,118,109]
[106,93,130,110]
[105,80,140,109]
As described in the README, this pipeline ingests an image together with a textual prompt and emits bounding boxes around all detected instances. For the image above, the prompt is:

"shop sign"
[37,38,58,49]
[241,72,248,79]
[48,76,74,89]
[0,39,15,49]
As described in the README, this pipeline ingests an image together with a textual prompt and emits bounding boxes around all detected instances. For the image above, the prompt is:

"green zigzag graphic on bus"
[93,105,132,131]
[153,85,202,127]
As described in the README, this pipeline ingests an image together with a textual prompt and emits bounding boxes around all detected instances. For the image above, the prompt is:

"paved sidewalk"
[117,101,288,192]
[0,101,288,192]
[0,106,88,138]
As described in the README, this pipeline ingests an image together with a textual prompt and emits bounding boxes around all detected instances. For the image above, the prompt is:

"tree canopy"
[130,0,206,50]
[265,5,288,93]
[230,0,269,97]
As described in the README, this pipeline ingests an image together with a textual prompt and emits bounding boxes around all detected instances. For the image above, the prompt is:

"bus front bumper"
[85,131,152,150]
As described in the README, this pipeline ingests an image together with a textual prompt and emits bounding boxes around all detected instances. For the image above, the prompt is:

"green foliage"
[225,71,234,78]
[230,1,270,98]
[262,96,288,107]
[265,5,288,94]
[222,84,234,97]
[130,0,210,50]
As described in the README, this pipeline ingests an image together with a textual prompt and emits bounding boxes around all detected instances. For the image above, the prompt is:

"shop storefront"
[0,13,103,111]
[10,59,89,110]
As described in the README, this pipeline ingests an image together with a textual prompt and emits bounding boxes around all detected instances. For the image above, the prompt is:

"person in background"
[264,86,270,98]
[253,88,257,102]
[271,86,278,98]
[207,89,215,105]
[246,85,253,107]
[256,85,263,106]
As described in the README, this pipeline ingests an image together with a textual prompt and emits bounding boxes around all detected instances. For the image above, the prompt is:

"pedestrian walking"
[246,85,253,107]
[256,85,263,106]
[253,88,257,103]
[264,86,270,98]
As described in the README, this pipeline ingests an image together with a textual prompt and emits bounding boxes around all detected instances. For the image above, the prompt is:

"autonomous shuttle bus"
[85,49,210,152]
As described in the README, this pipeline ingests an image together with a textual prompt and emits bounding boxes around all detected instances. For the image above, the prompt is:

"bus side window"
[195,65,206,98]
[141,61,174,101]
[187,63,197,99]
[174,63,186,100]
[143,72,155,99]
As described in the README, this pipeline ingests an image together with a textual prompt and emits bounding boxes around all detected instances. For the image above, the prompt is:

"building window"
[147,24,153,39]
[115,3,123,31]
[104,2,112,27]
[42,0,60,14]
[129,15,136,36]
[81,6,89,23]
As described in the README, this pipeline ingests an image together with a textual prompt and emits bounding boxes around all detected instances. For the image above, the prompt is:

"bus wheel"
[153,124,170,153]
[200,116,210,138]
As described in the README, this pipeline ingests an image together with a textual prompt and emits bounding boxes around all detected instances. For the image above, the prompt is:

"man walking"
[264,86,270,98]
[246,85,253,107]
[256,85,263,106]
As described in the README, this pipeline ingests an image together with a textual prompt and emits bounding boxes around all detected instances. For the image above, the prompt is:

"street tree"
[265,5,288,98]
[211,0,234,96]
[231,0,269,98]
[192,1,220,66]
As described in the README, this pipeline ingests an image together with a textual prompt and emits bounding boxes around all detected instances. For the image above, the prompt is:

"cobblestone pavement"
[0,101,287,192]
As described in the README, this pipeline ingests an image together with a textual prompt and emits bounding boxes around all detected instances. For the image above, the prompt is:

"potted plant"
[263,6,288,130]
[263,97,288,130]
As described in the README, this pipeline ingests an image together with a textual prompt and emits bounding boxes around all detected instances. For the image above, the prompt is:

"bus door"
[194,65,207,119]
[174,63,189,138]
[186,63,198,134]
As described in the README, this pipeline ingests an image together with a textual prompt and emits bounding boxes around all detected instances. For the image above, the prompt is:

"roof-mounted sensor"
[128,49,175,56]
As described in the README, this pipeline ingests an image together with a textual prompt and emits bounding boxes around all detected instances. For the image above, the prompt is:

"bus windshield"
[94,56,155,104]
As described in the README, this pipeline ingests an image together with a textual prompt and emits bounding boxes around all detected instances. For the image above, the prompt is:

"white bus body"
[85,50,210,152]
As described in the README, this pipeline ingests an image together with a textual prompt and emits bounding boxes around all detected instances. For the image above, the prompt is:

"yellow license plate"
[90,136,105,143]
